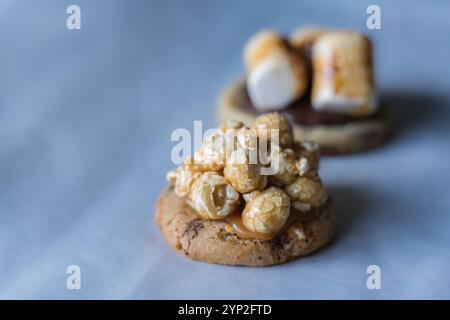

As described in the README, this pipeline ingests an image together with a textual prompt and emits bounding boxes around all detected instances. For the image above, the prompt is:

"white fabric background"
[0,0,449,299]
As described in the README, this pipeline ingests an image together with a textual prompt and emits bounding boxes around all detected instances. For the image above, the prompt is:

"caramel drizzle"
[225,205,322,241]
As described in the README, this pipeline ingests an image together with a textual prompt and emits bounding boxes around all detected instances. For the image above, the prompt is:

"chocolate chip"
[270,234,292,250]
[183,218,204,239]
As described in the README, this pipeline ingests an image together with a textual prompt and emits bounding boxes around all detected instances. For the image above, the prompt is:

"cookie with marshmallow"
[218,26,390,155]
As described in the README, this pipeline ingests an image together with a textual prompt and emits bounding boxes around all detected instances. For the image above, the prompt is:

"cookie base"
[217,78,390,155]
[155,186,337,266]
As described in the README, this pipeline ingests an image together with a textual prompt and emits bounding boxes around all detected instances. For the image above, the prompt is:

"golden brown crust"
[155,185,337,266]
[243,30,289,70]
[290,26,329,51]
[217,78,390,155]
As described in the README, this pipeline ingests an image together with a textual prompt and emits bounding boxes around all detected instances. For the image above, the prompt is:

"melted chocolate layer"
[238,85,381,126]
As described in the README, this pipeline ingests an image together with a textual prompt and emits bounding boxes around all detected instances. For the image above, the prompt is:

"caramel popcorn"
[166,164,202,197]
[287,221,307,240]
[242,187,291,233]
[285,176,327,207]
[293,141,320,177]
[236,127,258,150]
[269,145,299,187]
[254,112,293,147]
[166,112,329,238]
[219,119,244,130]
[242,191,262,202]
[190,129,227,171]
[224,148,267,193]
[190,172,239,220]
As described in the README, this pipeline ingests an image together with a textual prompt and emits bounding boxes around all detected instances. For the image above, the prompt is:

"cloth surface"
[0,0,449,299]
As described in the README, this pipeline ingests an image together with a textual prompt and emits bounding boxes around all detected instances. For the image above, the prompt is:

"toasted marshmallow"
[244,30,288,70]
[247,49,305,111]
[311,31,377,117]
[244,30,307,111]
[290,26,329,52]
